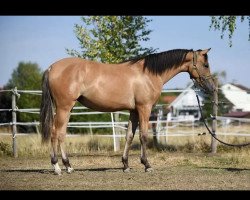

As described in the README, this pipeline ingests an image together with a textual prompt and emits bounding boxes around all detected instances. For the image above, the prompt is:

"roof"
[231,83,250,93]
[162,96,177,104]
[223,112,250,118]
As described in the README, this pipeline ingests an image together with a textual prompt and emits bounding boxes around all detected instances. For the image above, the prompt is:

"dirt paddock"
[0,151,249,190]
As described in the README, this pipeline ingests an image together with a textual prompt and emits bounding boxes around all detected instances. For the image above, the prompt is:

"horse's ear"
[200,48,211,55]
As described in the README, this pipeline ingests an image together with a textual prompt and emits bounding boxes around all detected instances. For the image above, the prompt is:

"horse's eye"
[204,64,209,68]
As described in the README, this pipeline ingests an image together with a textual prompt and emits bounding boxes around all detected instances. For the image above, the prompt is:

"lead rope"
[194,84,250,147]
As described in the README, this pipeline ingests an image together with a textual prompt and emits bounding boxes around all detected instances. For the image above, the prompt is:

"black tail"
[40,69,54,143]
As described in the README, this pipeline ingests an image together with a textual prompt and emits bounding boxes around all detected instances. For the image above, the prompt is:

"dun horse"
[40,49,215,175]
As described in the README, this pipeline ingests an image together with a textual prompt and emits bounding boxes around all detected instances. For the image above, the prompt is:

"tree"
[0,86,12,124]
[66,16,157,134]
[66,16,157,63]
[209,16,250,47]
[0,62,43,132]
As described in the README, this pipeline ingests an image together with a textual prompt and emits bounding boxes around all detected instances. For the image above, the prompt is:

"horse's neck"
[160,66,186,85]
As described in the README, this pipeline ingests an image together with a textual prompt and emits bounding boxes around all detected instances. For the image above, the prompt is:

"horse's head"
[188,48,215,94]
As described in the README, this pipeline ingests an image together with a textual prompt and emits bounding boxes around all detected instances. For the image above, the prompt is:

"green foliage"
[210,16,250,47]
[0,141,12,156]
[68,103,114,134]
[68,102,130,134]
[0,62,43,132]
[0,87,12,123]
[66,16,157,63]
[65,16,156,134]
[6,62,42,90]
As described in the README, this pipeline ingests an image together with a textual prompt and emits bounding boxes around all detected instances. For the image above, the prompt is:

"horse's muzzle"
[202,78,216,95]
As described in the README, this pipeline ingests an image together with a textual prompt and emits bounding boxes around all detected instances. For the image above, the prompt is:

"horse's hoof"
[52,163,62,175]
[54,170,62,175]
[145,167,153,172]
[123,168,131,173]
[66,167,74,174]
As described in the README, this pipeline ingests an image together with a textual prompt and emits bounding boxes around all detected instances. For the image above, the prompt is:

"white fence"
[1,87,250,156]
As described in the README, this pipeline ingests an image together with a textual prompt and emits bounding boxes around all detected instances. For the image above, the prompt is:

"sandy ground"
[0,152,249,190]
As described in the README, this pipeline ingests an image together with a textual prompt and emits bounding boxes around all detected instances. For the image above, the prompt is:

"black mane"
[127,49,193,75]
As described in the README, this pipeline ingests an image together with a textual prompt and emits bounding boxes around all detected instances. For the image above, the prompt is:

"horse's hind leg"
[137,105,153,172]
[60,140,74,174]
[122,110,138,172]
[51,104,74,175]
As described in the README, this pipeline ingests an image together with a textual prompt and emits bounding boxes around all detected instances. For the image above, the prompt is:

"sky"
[0,16,249,89]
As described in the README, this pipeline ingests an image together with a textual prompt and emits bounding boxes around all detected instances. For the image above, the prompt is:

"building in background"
[221,83,250,112]
[168,83,204,121]
[221,83,250,118]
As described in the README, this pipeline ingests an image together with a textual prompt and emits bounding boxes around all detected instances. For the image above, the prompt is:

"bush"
[0,141,12,156]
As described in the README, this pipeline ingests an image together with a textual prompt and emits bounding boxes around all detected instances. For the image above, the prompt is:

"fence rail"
[1,87,250,157]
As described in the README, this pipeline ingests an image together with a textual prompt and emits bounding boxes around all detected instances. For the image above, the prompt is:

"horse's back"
[49,57,88,73]
[48,57,103,84]
[49,57,123,77]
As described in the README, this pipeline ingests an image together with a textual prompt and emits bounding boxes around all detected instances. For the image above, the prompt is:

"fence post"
[111,112,119,152]
[12,87,18,158]
[165,120,169,144]
[211,78,218,153]
[89,123,93,138]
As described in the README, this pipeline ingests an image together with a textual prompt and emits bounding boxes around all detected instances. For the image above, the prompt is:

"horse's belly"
[77,94,135,112]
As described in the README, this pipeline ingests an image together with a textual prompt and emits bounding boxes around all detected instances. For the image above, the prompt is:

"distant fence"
[1,87,250,157]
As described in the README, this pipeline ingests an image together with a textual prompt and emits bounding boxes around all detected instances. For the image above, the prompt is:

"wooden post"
[12,87,18,158]
[211,78,218,153]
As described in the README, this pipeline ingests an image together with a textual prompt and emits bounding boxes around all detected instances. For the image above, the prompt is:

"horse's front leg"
[137,105,153,172]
